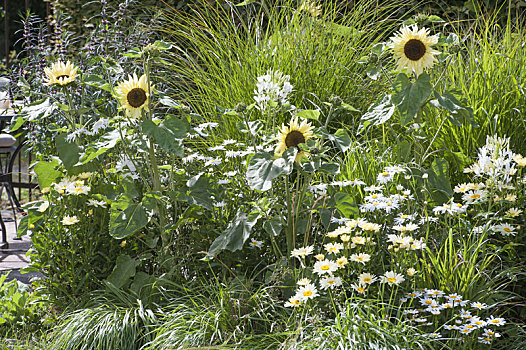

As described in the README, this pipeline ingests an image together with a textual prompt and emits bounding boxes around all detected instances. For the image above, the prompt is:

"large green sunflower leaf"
[360,93,396,129]
[56,134,80,170]
[392,73,432,126]
[430,90,478,127]
[246,147,297,191]
[296,110,320,121]
[83,74,111,92]
[109,202,149,239]
[264,216,282,237]
[105,255,139,289]
[142,115,187,157]
[79,129,121,164]
[427,158,453,203]
[33,158,62,189]
[209,208,261,256]
[178,173,214,210]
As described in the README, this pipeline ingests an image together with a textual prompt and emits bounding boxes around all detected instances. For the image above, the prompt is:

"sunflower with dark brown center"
[115,73,151,118]
[391,25,440,76]
[43,61,79,86]
[275,117,315,162]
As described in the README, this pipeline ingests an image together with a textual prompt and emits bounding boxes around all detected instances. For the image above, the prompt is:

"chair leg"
[5,185,19,240]
[0,210,8,249]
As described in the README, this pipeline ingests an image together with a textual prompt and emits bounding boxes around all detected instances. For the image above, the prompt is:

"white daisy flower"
[380,271,405,286]
[290,246,314,259]
[284,295,302,307]
[350,253,371,264]
[295,283,318,301]
[324,242,344,254]
[313,259,339,275]
[319,276,342,290]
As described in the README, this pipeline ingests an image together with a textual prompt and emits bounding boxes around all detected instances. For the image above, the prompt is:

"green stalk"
[284,175,294,255]
[144,57,169,261]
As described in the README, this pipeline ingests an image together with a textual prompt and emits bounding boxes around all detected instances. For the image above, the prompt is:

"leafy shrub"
[0,273,50,337]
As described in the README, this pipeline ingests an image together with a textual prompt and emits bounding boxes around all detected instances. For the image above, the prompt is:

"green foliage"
[209,209,261,256]
[298,300,433,350]
[155,0,398,137]
[392,72,433,125]
[246,147,297,191]
[425,15,526,171]
[0,274,50,338]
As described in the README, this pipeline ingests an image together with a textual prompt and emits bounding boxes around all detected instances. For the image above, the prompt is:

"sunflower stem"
[284,175,294,256]
[144,56,170,263]
[63,87,77,133]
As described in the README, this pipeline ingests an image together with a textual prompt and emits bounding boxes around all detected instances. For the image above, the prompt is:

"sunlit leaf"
[209,209,261,255]
[392,73,432,125]
[246,148,297,191]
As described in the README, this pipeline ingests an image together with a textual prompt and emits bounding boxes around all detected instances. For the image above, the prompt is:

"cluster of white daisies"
[401,289,506,345]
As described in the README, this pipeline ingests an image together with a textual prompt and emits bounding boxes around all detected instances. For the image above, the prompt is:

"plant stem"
[284,175,294,256]
[144,57,169,262]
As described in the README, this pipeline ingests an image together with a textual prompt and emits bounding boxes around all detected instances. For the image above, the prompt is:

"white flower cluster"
[253,69,293,112]
[401,289,505,345]
[464,135,517,184]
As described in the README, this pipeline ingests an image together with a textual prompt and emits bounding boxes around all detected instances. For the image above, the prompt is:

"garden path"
[0,211,42,284]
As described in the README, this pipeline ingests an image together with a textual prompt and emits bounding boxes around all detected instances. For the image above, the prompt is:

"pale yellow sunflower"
[115,73,151,118]
[391,25,440,77]
[43,60,79,86]
[275,117,314,162]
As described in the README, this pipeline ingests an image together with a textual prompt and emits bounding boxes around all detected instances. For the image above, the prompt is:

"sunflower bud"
[143,43,160,57]
[329,95,342,107]
[450,44,461,53]
[235,102,247,113]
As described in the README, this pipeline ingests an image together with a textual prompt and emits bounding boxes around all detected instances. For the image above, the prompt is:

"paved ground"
[0,210,43,284]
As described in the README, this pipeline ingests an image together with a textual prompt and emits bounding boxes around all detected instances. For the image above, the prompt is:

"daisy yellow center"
[382,172,389,176]
[503,227,511,232]
[328,280,335,285]
[303,291,312,297]
[444,304,452,308]
[358,287,365,292]
[321,265,330,270]
[294,299,300,305]
[387,277,396,283]
[127,88,147,108]
[364,278,372,283]
[485,338,491,342]
[487,331,494,335]
[491,320,500,324]
[425,300,432,304]
[372,194,378,199]
[285,130,306,149]
[404,39,426,61]
[471,194,481,199]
